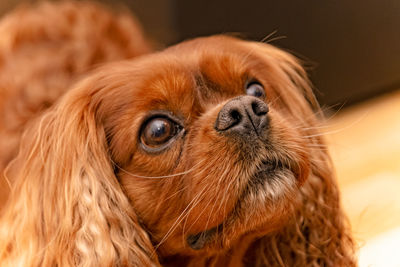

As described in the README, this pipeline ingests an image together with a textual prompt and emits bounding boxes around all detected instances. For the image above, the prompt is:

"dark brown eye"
[140,117,181,148]
[246,82,265,99]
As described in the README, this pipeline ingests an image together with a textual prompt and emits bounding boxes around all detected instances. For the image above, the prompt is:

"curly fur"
[0,3,356,266]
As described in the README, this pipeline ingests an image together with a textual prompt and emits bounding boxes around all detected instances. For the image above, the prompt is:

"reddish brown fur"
[0,1,151,206]
[0,3,356,267]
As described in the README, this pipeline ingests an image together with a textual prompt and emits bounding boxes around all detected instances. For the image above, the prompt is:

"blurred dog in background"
[0,1,151,206]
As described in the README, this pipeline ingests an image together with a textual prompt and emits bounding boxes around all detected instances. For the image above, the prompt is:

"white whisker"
[112,159,206,179]
[155,180,212,251]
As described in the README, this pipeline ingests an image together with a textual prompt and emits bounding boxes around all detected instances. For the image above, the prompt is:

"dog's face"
[93,36,317,256]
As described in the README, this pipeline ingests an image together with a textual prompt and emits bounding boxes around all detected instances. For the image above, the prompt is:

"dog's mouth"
[186,158,292,250]
[252,158,288,183]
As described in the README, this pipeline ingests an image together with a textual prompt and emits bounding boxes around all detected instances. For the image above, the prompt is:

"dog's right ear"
[0,78,159,267]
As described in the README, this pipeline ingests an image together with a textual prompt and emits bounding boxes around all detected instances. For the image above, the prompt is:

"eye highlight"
[246,82,265,99]
[140,117,182,150]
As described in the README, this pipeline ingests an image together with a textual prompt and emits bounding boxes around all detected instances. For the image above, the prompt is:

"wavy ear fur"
[0,82,158,266]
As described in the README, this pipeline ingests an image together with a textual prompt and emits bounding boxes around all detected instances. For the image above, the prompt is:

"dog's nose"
[215,96,269,135]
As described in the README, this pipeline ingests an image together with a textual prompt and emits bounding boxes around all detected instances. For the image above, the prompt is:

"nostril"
[230,109,242,124]
[251,101,269,116]
[215,106,244,132]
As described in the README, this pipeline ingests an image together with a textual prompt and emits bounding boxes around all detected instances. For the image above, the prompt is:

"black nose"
[215,96,269,135]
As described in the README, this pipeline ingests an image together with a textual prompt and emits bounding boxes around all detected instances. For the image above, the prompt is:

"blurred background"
[1,0,400,108]
[1,0,399,265]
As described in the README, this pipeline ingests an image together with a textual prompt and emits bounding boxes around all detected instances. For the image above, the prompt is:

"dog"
[0,3,356,267]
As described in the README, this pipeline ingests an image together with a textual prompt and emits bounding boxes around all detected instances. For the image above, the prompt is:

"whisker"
[183,160,232,238]
[304,111,368,138]
[259,30,287,45]
[155,182,212,251]
[321,101,347,121]
[259,30,278,43]
[265,35,287,44]
[181,161,220,226]
[163,184,189,201]
[290,102,345,127]
[290,123,330,131]
[112,159,206,179]
[267,95,282,107]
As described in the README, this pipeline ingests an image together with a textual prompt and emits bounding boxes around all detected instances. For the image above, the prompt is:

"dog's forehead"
[123,42,253,118]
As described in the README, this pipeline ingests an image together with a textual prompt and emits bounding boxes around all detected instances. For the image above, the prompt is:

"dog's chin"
[186,159,298,251]
[244,159,297,202]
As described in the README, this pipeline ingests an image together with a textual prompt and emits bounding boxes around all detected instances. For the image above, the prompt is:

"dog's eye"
[246,82,265,99]
[141,117,181,148]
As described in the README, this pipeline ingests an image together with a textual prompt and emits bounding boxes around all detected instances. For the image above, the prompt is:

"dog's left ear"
[0,78,158,266]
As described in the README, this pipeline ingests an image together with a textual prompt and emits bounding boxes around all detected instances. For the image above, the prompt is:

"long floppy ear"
[0,80,158,266]
[244,44,357,266]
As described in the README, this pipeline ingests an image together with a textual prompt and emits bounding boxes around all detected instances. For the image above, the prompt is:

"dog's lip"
[252,158,288,179]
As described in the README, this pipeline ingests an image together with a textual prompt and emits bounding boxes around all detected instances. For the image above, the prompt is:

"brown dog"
[0,4,356,267]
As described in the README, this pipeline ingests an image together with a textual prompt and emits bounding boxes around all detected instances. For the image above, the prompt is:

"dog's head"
[2,36,332,265]
[88,35,323,255]
[106,36,319,254]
